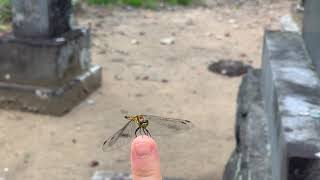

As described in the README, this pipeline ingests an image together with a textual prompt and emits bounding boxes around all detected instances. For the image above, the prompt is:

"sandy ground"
[0,1,291,180]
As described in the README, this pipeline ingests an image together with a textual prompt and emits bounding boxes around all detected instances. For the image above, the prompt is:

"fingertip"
[131,136,162,180]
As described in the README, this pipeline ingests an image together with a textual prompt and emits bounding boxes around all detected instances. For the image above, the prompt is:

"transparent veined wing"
[102,120,137,152]
[142,115,193,136]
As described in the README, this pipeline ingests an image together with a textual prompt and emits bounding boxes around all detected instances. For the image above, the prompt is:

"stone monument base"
[0,26,102,116]
[0,65,101,116]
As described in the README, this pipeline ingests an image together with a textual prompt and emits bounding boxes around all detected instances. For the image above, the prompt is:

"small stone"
[35,89,49,99]
[215,35,223,40]
[3,168,8,172]
[126,6,134,11]
[98,50,106,55]
[131,39,139,45]
[228,19,236,24]
[135,93,144,97]
[280,14,300,33]
[117,31,126,36]
[185,18,194,26]
[89,160,99,168]
[111,58,125,63]
[161,79,169,83]
[142,76,149,80]
[208,59,252,77]
[55,37,65,43]
[240,53,248,58]
[72,139,77,144]
[114,75,123,81]
[4,74,10,80]
[205,32,213,37]
[120,109,128,114]
[139,32,146,36]
[160,37,175,45]
[232,24,240,29]
[315,152,320,158]
[224,32,231,37]
[87,99,95,105]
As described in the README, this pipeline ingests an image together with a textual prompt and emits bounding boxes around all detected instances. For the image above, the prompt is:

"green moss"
[0,0,11,23]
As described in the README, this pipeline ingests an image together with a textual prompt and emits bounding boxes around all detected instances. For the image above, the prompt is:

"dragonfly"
[102,115,193,152]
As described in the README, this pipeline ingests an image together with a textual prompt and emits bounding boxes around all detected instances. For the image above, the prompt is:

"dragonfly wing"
[142,115,193,136]
[102,120,137,152]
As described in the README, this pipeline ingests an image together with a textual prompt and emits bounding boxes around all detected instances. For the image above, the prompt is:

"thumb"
[131,136,162,180]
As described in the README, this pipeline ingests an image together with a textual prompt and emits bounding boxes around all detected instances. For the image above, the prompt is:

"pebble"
[4,74,10,80]
[232,24,240,29]
[185,18,194,26]
[215,35,224,40]
[90,160,99,168]
[142,76,149,80]
[205,32,213,37]
[161,79,169,83]
[114,75,123,81]
[139,32,146,36]
[224,32,231,37]
[228,19,236,24]
[160,37,175,45]
[87,99,95,105]
[131,39,140,45]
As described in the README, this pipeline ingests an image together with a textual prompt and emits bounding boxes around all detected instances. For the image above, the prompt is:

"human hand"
[131,136,162,180]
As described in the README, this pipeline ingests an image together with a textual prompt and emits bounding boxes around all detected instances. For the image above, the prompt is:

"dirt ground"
[0,1,292,180]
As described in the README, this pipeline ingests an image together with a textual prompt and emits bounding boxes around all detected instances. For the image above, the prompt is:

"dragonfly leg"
[135,127,140,137]
[145,128,152,137]
[139,128,143,136]
[142,128,148,136]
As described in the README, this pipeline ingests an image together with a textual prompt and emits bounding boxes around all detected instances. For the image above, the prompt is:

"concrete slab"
[223,70,272,180]
[262,31,320,180]
[91,171,185,180]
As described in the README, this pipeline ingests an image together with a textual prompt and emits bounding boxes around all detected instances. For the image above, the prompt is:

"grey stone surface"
[0,0,102,115]
[223,69,272,180]
[91,171,185,180]
[0,28,90,87]
[12,0,72,39]
[261,31,320,180]
[303,0,320,74]
[0,65,101,116]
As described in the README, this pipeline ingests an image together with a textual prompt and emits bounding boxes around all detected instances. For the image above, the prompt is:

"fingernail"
[134,141,152,157]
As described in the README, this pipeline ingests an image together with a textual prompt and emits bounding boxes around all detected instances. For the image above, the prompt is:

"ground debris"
[208,59,252,77]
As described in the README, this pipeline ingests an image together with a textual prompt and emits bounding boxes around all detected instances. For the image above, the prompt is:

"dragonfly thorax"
[139,120,149,128]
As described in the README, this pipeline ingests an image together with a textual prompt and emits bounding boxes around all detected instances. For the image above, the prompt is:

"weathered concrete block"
[0,65,101,116]
[0,28,91,87]
[91,171,185,180]
[303,0,320,74]
[223,70,272,180]
[12,0,72,39]
[261,31,320,180]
